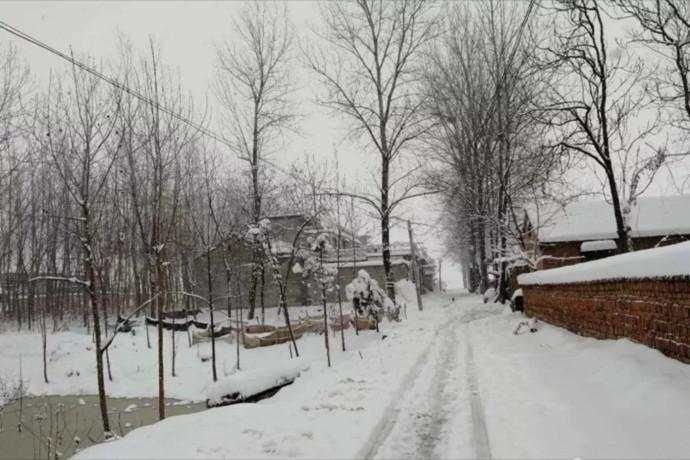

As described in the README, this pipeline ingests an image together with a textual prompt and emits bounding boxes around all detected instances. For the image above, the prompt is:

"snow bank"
[519,241,690,285]
[394,279,418,309]
[204,359,308,406]
[467,303,690,458]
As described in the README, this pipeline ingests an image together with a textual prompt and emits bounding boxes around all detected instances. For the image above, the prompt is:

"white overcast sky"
[1,1,463,287]
[3,1,689,289]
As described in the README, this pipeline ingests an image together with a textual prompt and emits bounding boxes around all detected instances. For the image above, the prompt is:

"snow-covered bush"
[345,269,395,321]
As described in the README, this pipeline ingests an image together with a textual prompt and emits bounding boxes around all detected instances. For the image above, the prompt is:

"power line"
[0,19,234,150]
[0,18,310,184]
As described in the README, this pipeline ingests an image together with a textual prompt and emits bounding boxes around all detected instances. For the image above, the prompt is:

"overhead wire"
[0,19,234,149]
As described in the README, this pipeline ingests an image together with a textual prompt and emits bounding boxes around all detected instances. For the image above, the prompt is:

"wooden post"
[438,259,442,291]
[407,220,424,311]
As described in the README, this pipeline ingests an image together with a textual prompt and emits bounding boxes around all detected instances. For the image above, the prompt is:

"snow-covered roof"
[534,195,690,243]
[580,239,617,253]
[518,241,690,285]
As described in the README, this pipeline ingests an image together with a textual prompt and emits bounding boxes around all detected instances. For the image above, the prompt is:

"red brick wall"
[523,278,690,364]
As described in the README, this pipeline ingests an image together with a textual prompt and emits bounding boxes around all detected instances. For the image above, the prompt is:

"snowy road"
[364,295,500,459]
[72,291,690,459]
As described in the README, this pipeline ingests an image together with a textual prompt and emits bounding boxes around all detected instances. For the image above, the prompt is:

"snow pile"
[519,241,690,285]
[205,359,308,406]
[394,279,418,309]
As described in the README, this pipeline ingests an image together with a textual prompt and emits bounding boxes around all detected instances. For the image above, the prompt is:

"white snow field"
[3,292,690,459]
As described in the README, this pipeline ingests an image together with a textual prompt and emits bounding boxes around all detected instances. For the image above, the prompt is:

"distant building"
[523,195,690,270]
[195,214,435,308]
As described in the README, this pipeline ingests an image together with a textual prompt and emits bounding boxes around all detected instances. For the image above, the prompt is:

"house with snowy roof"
[195,213,434,308]
[524,195,690,270]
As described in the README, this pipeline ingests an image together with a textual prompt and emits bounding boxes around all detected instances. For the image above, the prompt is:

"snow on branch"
[100,293,160,353]
[28,276,90,287]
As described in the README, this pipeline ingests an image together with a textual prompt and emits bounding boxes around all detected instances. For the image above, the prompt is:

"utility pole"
[438,259,442,292]
[407,220,424,311]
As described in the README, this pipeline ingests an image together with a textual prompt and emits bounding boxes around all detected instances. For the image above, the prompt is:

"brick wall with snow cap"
[518,242,690,364]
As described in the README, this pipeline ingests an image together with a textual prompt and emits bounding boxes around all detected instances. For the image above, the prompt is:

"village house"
[195,214,435,309]
[524,195,690,270]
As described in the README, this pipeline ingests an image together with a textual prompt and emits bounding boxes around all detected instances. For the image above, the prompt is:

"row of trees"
[0,4,333,437]
[1,2,415,437]
[427,0,690,297]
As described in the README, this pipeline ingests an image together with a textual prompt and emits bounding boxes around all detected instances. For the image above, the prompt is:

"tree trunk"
[320,251,331,367]
[206,252,217,382]
[154,254,166,420]
[605,166,631,253]
[381,158,394,301]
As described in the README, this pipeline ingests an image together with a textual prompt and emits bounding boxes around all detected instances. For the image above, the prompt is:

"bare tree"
[120,38,195,420]
[0,44,30,298]
[36,58,122,436]
[215,2,296,320]
[538,0,671,252]
[424,0,560,295]
[616,0,690,124]
[308,0,438,299]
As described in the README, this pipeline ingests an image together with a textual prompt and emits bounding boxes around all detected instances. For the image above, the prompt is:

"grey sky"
[4,1,689,289]
[1,1,462,286]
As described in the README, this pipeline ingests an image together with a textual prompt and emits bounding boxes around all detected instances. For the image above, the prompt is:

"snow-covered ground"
[0,304,382,402]
[3,292,690,459]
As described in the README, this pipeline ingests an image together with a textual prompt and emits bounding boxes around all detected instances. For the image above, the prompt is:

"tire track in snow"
[465,331,492,460]
[358,295,497,460]
[357,316,451,460]
[414,316,460,459]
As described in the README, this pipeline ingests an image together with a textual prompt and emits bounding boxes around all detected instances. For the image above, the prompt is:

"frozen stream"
[0,395,206,459]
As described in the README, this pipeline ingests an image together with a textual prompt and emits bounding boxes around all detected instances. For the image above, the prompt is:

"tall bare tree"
[308,0,438,299]
[539,0,671,252]
[215,2,296,320]
[120,38,195,420]
[37,59,122,436]
[424,0,561,294]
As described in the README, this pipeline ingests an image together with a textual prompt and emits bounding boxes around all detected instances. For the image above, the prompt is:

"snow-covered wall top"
[533,195,690,243]
[518,241,690,285]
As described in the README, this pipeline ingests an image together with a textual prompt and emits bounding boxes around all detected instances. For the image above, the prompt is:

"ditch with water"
[0,394,207,459]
